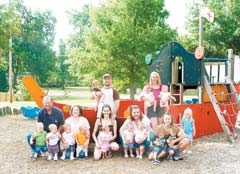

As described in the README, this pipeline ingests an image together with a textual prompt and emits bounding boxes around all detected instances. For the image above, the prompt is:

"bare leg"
[139,145,145,158]
[150,117,158,131]
[148,151,154,160]
[179,138,190,153]
[157,150,167,159]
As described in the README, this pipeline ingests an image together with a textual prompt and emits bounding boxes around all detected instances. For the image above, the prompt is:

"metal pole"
[9,35,13,103]
[199,16,203,47]
[199,15,204,104]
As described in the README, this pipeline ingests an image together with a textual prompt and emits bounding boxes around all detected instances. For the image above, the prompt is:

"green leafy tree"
[182,0,240,57]
[57,39,71,89]
[68,0,177,99]
[12,1,57,86]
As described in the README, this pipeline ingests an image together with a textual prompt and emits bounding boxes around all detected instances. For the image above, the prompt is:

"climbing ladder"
[203,74,240,143]
[225,76,240,110]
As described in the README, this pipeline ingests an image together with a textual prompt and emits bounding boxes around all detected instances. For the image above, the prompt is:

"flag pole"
[199,14,204,104]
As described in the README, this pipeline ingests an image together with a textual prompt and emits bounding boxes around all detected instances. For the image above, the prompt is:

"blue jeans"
[26,132,35,152]
[34,145,47,153]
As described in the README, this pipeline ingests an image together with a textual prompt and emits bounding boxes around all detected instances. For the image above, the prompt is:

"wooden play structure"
[22,42,240,142]
[147,41,240,142]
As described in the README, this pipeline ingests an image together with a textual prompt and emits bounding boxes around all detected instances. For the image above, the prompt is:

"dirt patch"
[0,114,240,174]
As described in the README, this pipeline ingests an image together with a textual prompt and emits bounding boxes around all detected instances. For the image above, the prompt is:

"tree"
[57,39,71,89]
[12,1,57,86]
[182,0,240,57]
[68,0,177,99]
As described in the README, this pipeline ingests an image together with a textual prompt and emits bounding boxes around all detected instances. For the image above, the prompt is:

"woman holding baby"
[140,71,168,131]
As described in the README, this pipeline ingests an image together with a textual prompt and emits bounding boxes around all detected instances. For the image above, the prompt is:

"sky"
[1,0,193,50]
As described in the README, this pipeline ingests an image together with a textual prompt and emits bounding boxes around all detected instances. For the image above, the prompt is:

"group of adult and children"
[27,72,196,165]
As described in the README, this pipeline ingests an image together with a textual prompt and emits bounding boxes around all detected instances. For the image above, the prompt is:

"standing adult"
[141,71,167,131]
[119,105,152,158]
[96,73,120,119]
[27,96,65,157]
[92,104,119,160]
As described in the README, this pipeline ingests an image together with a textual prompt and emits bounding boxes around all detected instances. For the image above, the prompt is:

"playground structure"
[147,41,240,142]
[22,42,240,142]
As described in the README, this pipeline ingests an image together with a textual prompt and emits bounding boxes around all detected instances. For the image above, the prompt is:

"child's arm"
[57,132,62,140]
[30,135,35,144]
[84,132,90,146]
[192,120,196,137]
[75,133,79,145]
[170,95,176,102]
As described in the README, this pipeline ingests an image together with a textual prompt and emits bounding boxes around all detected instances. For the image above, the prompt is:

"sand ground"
[0,114,240,174]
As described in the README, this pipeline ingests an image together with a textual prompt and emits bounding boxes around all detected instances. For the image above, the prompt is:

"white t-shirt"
[122,129,134,143]
[121,116,151,132]
[46,132,60,146]
[62,131,75,146]
[65,116,90,136]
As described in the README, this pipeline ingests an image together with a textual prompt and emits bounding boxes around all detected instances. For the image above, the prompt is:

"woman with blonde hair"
[141,71,168,130]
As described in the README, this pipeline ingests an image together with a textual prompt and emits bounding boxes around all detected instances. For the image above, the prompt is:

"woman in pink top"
[143,71,168,130]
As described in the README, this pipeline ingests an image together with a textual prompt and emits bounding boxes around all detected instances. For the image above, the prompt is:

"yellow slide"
[22,75,46,108]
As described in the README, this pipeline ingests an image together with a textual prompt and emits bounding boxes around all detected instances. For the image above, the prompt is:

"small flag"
[200,7,214,23]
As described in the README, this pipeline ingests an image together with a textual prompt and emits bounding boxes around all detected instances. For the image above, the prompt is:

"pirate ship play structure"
[22,42,240,143]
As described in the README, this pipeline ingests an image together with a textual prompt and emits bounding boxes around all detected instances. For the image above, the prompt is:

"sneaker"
[124,154,129,158]
[152,159,160,165]
[53,156,58,161]
[70,156,75,160]
[138,155,143,159]
[136,155,139,159]
[47,156,52,161]
[130,154,135,158]
[60,156,65,160]
[33,153,38,158]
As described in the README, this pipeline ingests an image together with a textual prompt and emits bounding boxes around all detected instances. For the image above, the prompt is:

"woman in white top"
[65,105,90,136]
[65,105,90,156]
[119,105,153,159]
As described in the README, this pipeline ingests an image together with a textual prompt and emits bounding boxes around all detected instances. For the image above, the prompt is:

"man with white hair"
[27,96,64,158]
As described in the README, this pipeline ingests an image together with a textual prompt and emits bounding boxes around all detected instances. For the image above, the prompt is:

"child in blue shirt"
[181,107,196,154]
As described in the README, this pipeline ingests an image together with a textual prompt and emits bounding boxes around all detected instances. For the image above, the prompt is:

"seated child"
[30,122,47,159]
[122,122,135,158]
[158,87,176,113]
[75,125,90,158]
[98,126,113,158]
[148,125,167,165]
[166,125,180,161]
[61,123,75,160]
[139,83,157,115]
[134,122,148,159]
[46,124,61,161]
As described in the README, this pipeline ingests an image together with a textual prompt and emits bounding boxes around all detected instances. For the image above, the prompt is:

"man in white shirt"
[96,73,120,119]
